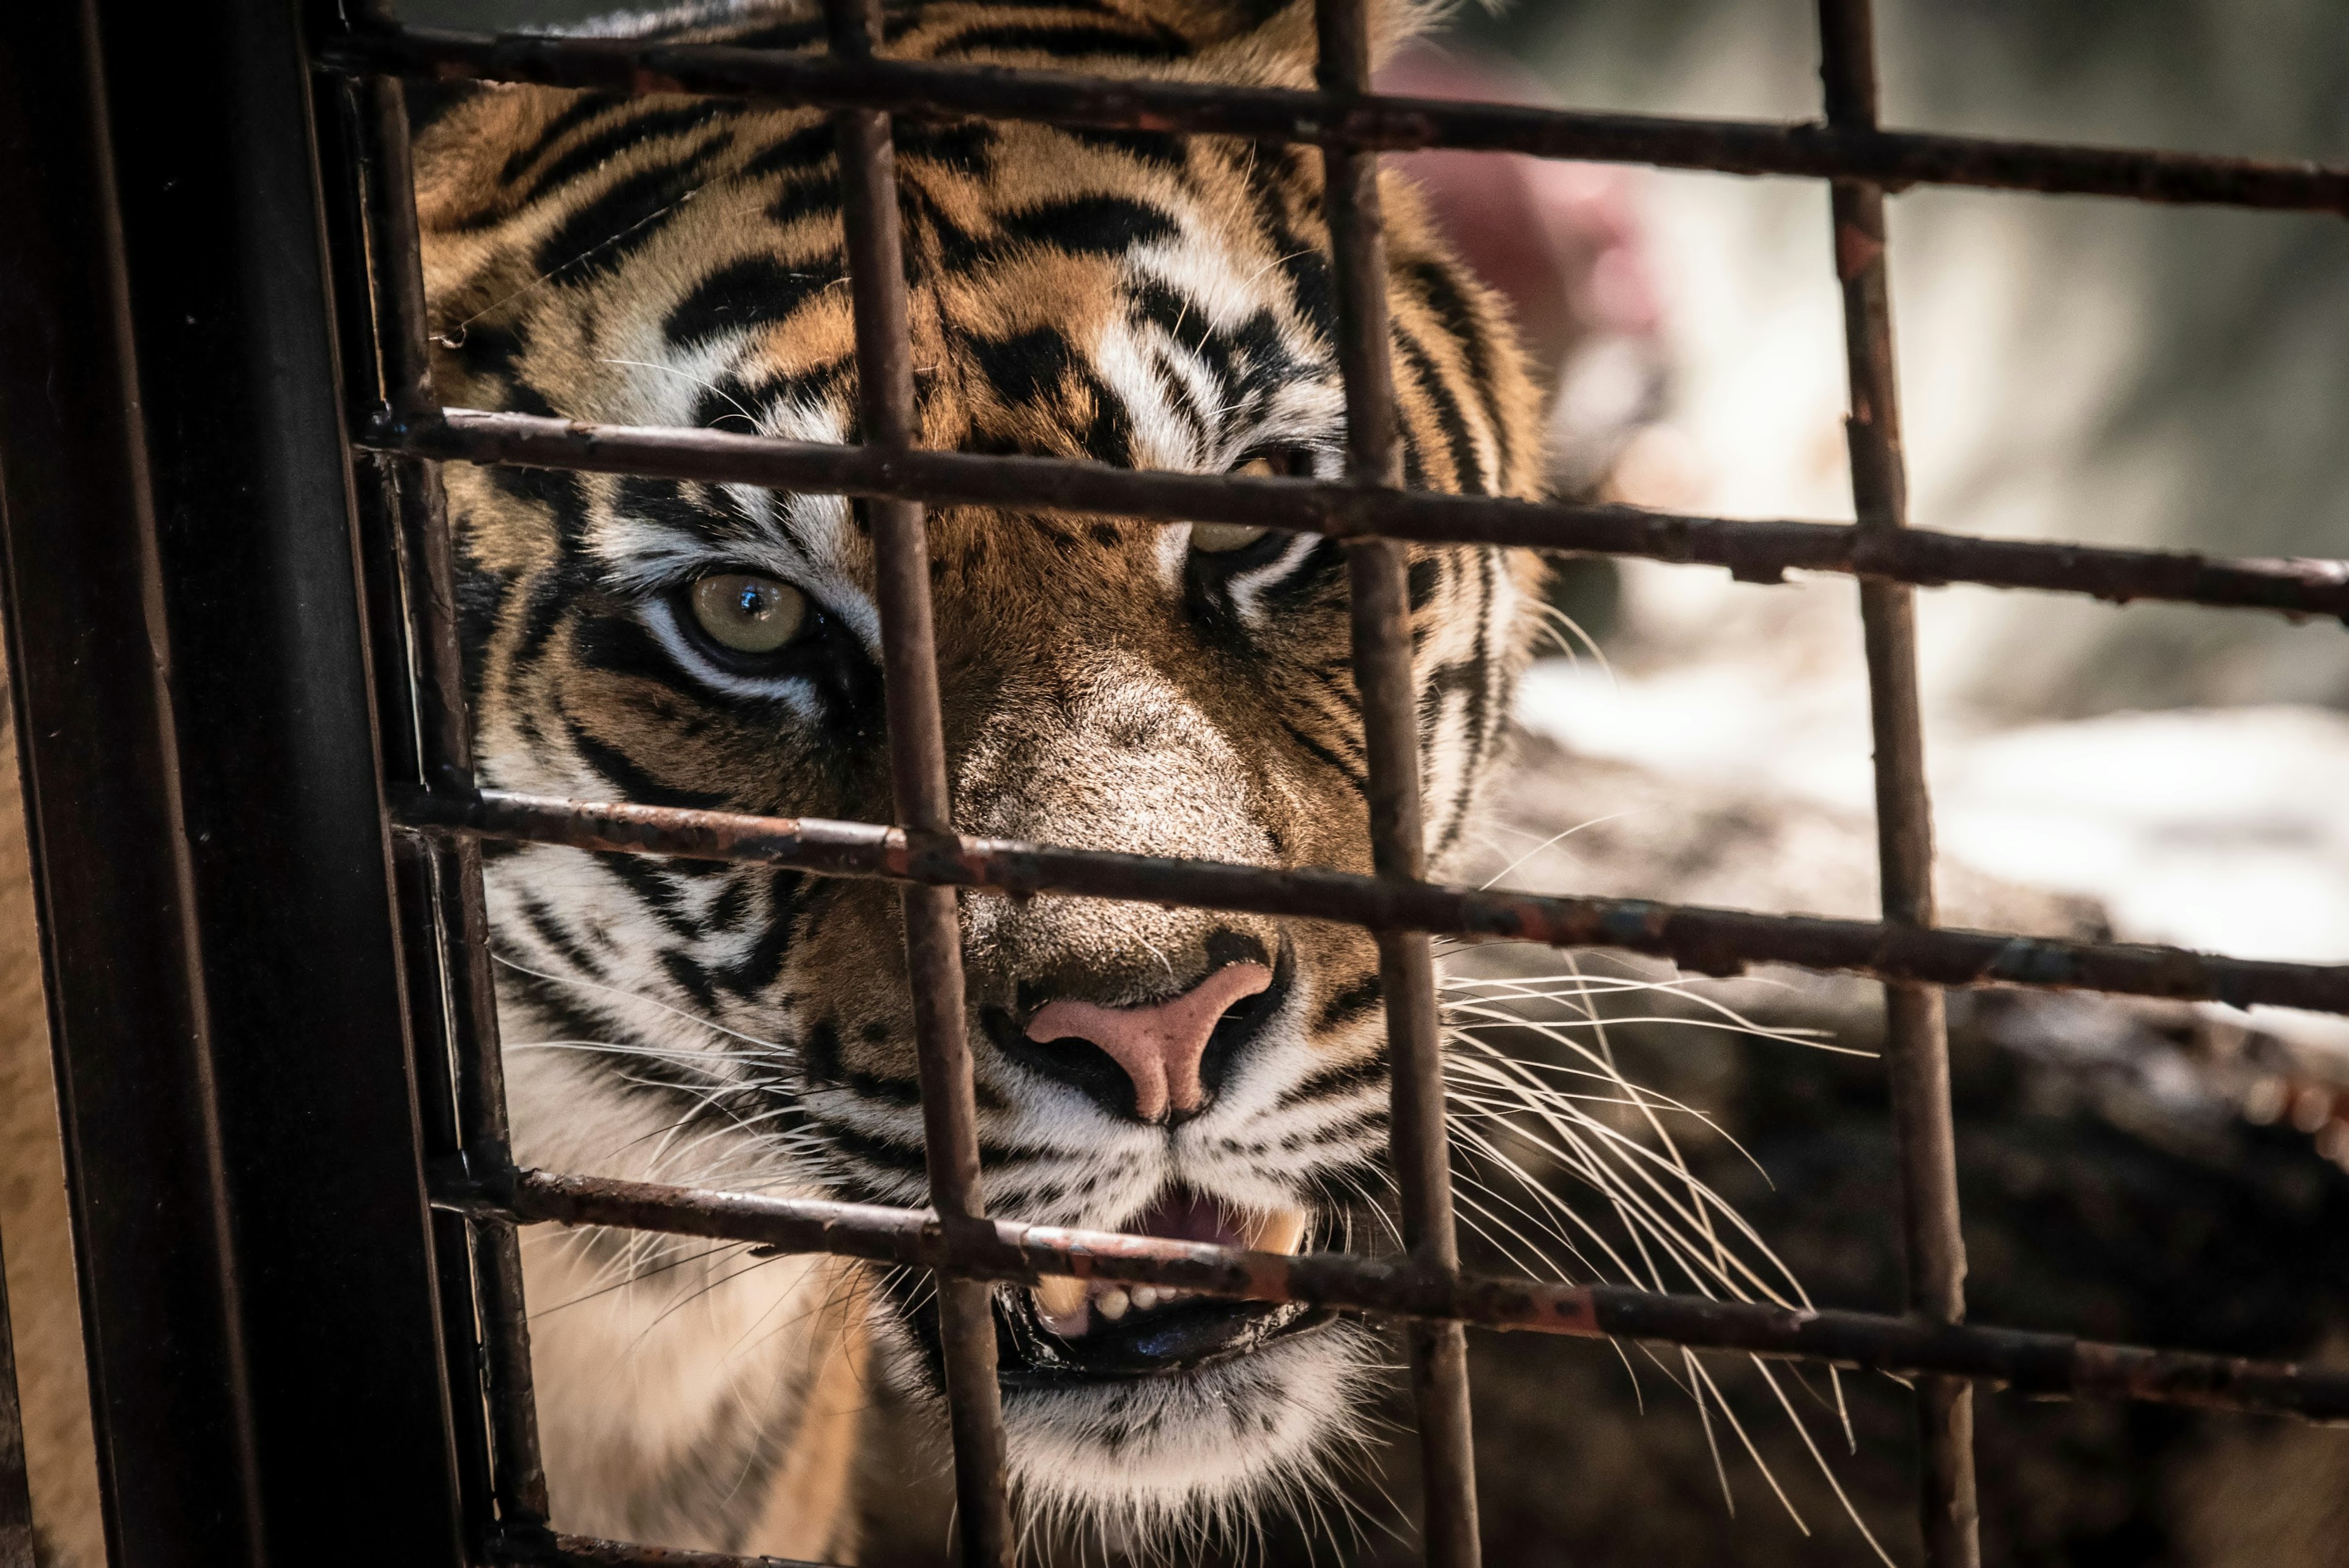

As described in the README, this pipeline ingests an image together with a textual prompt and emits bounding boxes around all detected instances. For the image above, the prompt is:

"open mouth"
[995,1189,1332,1385]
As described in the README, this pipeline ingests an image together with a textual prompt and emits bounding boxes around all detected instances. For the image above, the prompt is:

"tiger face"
[414,0,1545,1553]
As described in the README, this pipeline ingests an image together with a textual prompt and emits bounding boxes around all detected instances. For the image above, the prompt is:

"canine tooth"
[1130,1285,1160,1311]
[1034,1276,1088,1334]
[1097,1289,1130,1321]
[1245,1207,1310,1257]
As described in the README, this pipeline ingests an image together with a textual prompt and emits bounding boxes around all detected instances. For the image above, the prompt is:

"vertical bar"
[1816,4,1981,1564]
[0,0,468,1561]
[1313,6,1481,1566]
[0,1237,33,1568]
[343,47,554,1542]
[820,2,1012,1562]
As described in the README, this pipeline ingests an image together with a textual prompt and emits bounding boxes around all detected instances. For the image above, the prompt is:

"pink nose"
[1024,963,1273,1122]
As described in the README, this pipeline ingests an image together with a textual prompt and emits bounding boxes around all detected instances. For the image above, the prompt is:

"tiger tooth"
[1034,1275,1087,1329]
[1245,1207,1310,1257]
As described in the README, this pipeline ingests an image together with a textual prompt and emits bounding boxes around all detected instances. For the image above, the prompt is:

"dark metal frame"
[0,0,2343,1565]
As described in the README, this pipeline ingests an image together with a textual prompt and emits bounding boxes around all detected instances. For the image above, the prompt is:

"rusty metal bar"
[1314,3,1480,1559]
[347,55,552,1543]
[316,24,2349,213]
[508,1530,828,1567]
[395,785,2349,1016]
[1817,2,1980,1561]
[819,0,1011,1560]
[0,1232,32,1568]
[431,1167,2349,1424]
[2,0,469,1555]
[364,409,2349,621]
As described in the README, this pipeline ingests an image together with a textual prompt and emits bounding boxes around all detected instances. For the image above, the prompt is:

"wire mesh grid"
[311,1,2349,1566]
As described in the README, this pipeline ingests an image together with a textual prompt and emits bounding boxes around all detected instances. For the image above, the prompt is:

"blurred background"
[401,0,2349,1561]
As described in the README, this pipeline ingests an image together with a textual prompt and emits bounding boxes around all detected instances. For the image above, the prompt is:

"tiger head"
[415,0,1546,1553]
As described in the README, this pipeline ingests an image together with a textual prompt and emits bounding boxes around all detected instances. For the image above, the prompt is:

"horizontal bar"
[313,25,2349,213]
[368,410,2349,619]
[393,785,2349,1015]
[432,1166,2349,1423]
[502,1528,830,1567]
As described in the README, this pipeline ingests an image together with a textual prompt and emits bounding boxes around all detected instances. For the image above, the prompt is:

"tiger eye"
[689,572,807,654]
[1190,522,1272,554]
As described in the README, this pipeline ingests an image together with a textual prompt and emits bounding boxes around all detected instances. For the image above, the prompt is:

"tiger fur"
[6,0,1550,1560]
[412,0,1548,1553]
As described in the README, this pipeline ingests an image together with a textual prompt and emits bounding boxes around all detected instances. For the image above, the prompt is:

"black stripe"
[1064,125,1187,171]
[664,254,834,347]
[496,92,623,188]
[1409,259,1513,484]
[716,868,808,997]
[891,116,997,173]
[1003,193,1177,257]
[930,21,1188,61]
[740,119,833,181]
[530,138,731,287]
[1279,1049,1387,1110]
[1314,974,1384,1034]
[526,100,739,205]
[1277,711,1365,794]
[593,847,700,939]
[659,947,721,1015]
[517,892,608,983]
[567,720,733,812]
[1397,330,1487,495]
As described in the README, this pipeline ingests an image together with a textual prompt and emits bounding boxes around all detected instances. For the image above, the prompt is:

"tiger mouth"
[994,1189,1334,1385]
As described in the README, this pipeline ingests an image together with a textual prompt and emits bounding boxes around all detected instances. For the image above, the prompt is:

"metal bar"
[343,50,554,1544]
[508,1529,829,1567]
[365,409,2349,621]
[396,785,2349,1015]
[1314,3,1480,1560]
[0,0,467,1561]
[436,1168,2349,1424]
[0,1232,33,1568]
[1817,3,1980,1561]
[818,0,1011,1559]
[316,26,2349,214]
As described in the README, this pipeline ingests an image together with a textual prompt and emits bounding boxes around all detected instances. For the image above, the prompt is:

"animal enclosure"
[0,1,2345,1566]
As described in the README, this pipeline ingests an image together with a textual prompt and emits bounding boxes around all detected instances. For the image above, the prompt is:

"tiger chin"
[415,0,1548,1557]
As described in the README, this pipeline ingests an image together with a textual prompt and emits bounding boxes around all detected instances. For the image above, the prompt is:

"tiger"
[204,0,1544,1558]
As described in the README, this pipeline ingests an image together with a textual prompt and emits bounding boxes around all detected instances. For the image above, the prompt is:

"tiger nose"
[1023,963,1274,1123]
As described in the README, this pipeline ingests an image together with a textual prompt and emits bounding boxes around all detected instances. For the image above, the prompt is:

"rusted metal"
[0,1234,33,1568]
[820,0,1012,1559]
[1315,0,1480,1560]
[507,1529,828,1567]
[396,785,2349,1015]
[431,1167,2349,1424]
[285,6,2349,1563]
[366,408,2349,621]
[316,24,2349,214]
[346,55,553,1539]
[1,0,469,1557]
[1818,1,1980,1559]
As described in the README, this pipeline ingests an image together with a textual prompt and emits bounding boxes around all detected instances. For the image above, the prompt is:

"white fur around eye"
[1220,531,1321,626]
[642,596,824,715]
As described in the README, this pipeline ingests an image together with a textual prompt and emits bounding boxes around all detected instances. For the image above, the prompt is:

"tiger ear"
[1140,0,1441,76]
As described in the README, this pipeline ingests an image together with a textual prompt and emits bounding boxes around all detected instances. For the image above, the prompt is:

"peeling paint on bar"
[312,25,2349,213]
[360,409,2349,622]
[439,1168,2349,1424]
[392,786,2349,1016]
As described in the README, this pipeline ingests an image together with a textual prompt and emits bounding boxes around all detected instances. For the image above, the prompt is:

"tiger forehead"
[423,105,1339,475]
[417,0,1549,593]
